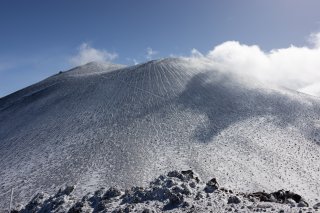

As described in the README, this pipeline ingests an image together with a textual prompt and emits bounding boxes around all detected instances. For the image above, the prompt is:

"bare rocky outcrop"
[13,170,319,212]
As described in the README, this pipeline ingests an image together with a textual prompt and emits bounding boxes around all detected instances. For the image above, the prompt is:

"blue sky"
[1,0,320,97]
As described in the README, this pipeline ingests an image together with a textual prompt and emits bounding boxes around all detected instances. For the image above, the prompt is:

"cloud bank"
[69,34,320,96]
[70,43,118,66]
[189,33,320,97]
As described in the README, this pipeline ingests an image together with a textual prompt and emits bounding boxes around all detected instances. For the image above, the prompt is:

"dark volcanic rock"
[228,196,241,204]
[247,189,308,207]
[103,187,122,200]
[204,178,219,193]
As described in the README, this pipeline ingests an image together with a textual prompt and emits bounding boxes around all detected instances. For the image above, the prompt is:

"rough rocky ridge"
[12,170,320,213]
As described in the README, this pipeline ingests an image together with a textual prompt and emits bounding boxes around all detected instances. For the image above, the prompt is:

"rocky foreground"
[13,170,320,213]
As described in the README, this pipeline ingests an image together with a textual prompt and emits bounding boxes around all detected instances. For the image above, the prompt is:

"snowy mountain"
[0,58,320,208]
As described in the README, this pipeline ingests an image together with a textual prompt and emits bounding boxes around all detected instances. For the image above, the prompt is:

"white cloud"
[190,48,204,58]
[133,59,139,65]
[70,43,118,66]
[146,47,158,60]
[299,83,320,97]
[187,33,320,96]
[309,32,320,48]
[126,58,139,65]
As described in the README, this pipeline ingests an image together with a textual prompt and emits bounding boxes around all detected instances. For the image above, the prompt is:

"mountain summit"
[0,58,319,207]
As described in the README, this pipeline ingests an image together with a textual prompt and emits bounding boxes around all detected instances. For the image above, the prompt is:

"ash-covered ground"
[14,170,320,213]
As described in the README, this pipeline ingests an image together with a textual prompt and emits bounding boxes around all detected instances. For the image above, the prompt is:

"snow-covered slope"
[0,58,320,208]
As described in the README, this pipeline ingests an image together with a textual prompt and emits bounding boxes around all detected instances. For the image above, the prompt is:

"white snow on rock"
[14,170,318,212]
[0,58,320,209]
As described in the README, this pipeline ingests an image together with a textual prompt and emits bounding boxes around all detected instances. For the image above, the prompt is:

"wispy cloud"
[309,32,320,48]
[70,43,118,66]
[126,58,139,65]
[299,83,320,96]
[146,47,158,60]
[133,59,139,65]
[186,32,320,96]
[190,48,204,58]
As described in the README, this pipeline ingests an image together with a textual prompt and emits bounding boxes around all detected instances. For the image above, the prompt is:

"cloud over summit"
[69,33,320,97]
[189,33,320,96]
[70,43,118,66]
[146,47,158,60]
